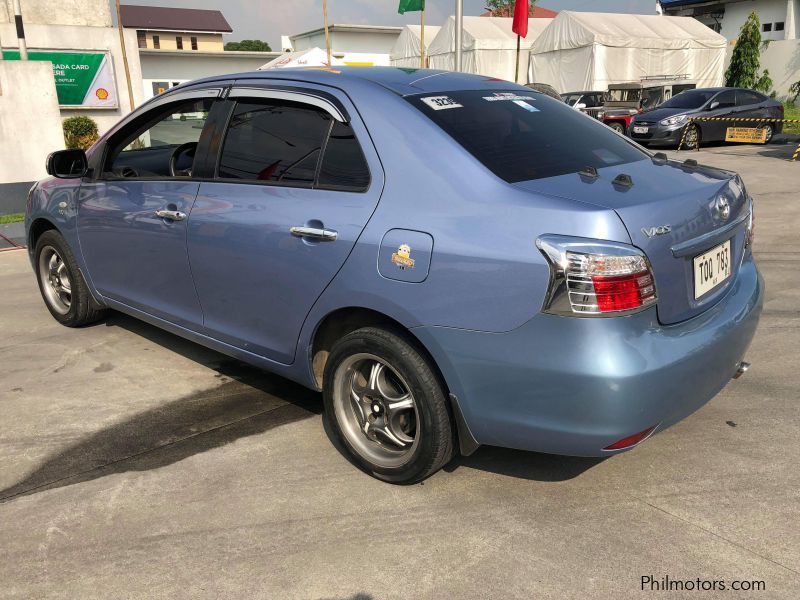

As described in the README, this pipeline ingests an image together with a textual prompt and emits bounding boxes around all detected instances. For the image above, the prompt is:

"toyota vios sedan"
[27,68,763,484]
[630,87,784,148]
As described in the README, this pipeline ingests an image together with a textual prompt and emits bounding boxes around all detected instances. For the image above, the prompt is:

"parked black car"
[525,83,563,101]
[630,87,784,148]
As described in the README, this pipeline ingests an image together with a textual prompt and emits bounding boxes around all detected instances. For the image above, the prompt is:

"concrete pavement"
[0,142,799,599]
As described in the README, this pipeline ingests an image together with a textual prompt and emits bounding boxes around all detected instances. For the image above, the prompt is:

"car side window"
[105,98,213,178]
[713,91,736,109]
[317,121,371,192]
[217,100,332,186]
[736,90,764,106]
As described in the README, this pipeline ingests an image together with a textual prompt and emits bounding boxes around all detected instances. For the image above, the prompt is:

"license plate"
[693,239,732,299]
[633,126,649,134]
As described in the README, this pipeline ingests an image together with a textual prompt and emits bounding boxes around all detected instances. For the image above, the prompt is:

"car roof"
[562,91,602,95]
[168,66,525,98]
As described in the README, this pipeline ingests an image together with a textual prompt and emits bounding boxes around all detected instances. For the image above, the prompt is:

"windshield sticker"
[513,100,539,112]
[421,96,462,110]
[482,92,535,102]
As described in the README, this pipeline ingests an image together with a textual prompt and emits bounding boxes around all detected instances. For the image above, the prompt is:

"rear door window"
[408,90,647,183]
[218,100,332,185]
[736,90,765,106]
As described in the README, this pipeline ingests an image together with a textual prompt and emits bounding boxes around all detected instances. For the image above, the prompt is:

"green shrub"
[63,116,99,150]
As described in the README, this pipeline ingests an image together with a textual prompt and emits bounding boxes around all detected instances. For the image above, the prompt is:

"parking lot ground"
[1,142,799,599]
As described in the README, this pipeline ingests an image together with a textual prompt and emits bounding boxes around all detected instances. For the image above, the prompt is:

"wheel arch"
[28,217,59,250]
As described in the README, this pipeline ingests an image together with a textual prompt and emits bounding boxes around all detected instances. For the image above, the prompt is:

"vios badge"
[641,225,671,238]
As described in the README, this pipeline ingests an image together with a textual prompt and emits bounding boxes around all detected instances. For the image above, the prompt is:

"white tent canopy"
[427,16,553,83]
[390,24,441,67]
[259,48,345,69]
[528,12,727,93]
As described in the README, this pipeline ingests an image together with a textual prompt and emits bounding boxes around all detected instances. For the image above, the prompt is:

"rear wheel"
[682,123,701,150]
[323,327,455,484]
[760,123,774,144]
[35,230,105,327]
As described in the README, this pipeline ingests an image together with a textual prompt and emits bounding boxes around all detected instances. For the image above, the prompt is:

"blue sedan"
[27,68,763,483]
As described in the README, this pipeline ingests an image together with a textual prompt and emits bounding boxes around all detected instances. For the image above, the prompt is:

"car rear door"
[186,85,383,364]
[78,88,221,329]
[703,90,737,141]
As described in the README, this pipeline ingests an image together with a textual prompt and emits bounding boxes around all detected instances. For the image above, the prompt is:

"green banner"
[398,0,425,14]
[1,50,118,108]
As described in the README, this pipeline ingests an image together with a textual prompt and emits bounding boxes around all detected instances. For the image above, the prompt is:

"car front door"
[703,90,737,141]
[186,86,383,364]
[78,89,220,329]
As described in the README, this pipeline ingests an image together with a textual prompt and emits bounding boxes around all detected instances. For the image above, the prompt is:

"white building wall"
[718,0,798,40]
[0,22,144,133]
[0,0,111,27]
[0,61,64,184]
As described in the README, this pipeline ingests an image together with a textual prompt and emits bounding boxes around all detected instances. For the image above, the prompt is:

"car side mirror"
[574,102,587,109]
[708,101,720,111]
[46,149,88,179]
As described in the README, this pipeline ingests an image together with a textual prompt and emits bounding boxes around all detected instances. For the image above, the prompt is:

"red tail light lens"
[537,235,657,317]
[603,424,659,451]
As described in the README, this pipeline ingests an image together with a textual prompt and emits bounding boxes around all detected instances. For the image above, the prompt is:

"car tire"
[760,123,774,144]
[34,230,106,327]
[682,123,701,150]
[323,327,455,484]
[608,122,625,135]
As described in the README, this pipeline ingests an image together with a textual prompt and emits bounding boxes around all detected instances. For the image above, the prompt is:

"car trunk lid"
[515,157,750,324]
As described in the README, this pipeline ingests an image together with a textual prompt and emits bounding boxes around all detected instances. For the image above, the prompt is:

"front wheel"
[35,230,105,327]
[607,121,625,135]
[681,123,701,150]
[323,327,455,484]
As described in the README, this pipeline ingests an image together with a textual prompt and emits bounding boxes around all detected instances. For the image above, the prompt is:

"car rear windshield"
[661,89,716,109]
[408,90,647,183]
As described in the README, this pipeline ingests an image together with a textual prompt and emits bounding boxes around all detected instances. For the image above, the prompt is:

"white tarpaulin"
[427,16,553,83]
[528,12,727,93]
[390,24,441,67]
[259,48,344,69]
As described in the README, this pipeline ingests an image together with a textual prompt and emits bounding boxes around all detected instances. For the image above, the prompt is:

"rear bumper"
[413,254,763,456]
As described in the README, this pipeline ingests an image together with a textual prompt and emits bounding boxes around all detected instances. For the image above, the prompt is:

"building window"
[153,35,160,49]
[775,22,785,31]
[191,36,198,50]
[762,23,772,32]
[176,36,183,50]
[136,30,146,48]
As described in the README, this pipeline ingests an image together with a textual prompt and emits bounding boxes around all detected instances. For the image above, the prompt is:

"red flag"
[512,0,529,38]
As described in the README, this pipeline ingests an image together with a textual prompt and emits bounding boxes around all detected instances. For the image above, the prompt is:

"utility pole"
[323,0,332,66]
[454,0,463,71]
[115,0,136,111]
[13,0,27,60]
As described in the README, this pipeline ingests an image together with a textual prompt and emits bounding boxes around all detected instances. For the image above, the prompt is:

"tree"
[725,11,772,92]
[225,39,272,52]
[484,0,536,16]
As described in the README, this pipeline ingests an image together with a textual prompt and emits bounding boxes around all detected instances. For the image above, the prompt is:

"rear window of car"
[408,90,647,183]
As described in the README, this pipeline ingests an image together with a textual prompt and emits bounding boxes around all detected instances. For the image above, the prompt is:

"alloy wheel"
[38,246,72,315]
[332,353,420,468]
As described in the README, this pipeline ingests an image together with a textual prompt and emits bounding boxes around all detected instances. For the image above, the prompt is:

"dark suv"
[630,87,784,148]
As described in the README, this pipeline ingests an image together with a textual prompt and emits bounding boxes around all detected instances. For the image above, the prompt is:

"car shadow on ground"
[1,313,603,502]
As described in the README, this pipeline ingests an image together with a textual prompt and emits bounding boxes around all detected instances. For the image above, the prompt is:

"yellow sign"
[725,127,767,144]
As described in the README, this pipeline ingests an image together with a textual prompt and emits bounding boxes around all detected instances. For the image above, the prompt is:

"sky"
[114,0,658,49]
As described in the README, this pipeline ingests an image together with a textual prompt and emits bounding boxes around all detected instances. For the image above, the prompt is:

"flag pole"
[115,0,135,111]
[420,3,425,68]
[515,34,520,83]
[323,0,331,66]
[454,0,463,71]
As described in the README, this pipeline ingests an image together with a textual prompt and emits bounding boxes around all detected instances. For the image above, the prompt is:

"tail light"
[536,235,657,316]
[603,424,659,451]
[778,104,784,116]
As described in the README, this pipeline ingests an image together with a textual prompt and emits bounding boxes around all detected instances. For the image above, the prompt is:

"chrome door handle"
[155,209,187,221]
[290,226,338,241]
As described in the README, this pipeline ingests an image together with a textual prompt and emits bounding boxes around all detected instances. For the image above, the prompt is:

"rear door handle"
[155,209,187,221]
[290,226,338,241]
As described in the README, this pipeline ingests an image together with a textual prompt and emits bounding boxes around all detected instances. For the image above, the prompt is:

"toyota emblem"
[714,196,731,221]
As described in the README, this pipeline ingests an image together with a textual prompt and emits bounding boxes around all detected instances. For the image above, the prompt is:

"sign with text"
[1,50,118,108]
[725,127,767,144]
